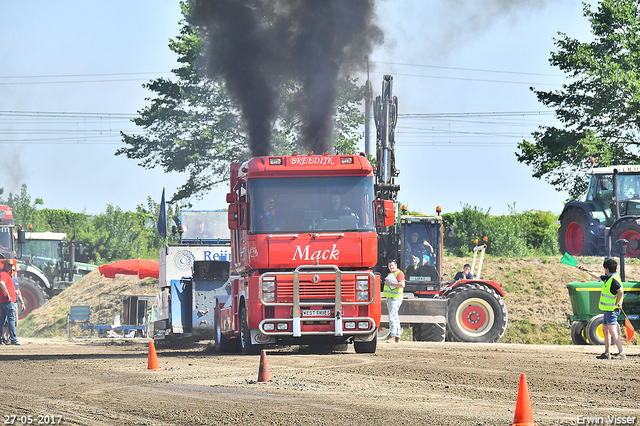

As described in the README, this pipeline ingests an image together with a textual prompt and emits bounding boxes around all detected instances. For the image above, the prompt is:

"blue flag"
[157,188,167,238]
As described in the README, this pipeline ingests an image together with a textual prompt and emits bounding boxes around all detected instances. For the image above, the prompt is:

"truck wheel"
[413,323,446,342]
[610,219,640,258]
[214,303,233,353]
[354,331,377,354]
[558,207,599,256]
[239,307,260,355]
[586,314,620,345]
[446,283,508,343]
[16,275,49,320]
[570,321,588,345]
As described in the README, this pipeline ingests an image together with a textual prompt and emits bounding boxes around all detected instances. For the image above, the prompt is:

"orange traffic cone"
[147,341,163,371]
[257,349,270,382]
[510,374,538,426]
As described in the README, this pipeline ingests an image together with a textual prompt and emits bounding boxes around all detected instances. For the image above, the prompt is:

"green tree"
[442,205,559,257]
[118,5,248,205]
[119,2,367,205]
[135,196,181,252]
[517,0,640,199]
[88,205,150,263]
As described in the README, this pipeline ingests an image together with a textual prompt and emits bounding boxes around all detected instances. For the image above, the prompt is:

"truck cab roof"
[590,165,640,175]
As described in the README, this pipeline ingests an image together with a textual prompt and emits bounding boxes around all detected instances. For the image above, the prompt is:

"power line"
[400,111,554,118]
[0,78,156,86]
[0,110,137,119]
[372,61,562,78]
[0,72,169,79]
[369,70,561,86]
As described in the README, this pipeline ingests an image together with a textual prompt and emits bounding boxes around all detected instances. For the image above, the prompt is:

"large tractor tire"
[586,314,620,345]
[445,283,508,343]
[413,323,446,342]
[570,321,588,345]
[610,218,640,258]
[16,275,49,320]
[558,207,600,256]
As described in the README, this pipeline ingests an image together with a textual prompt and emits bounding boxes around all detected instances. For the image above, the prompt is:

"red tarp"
[99,259,159,279]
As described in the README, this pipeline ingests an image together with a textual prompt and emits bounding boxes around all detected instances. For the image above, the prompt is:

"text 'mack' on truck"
[16,232,97,318]
[373,75,508,342]
[559,163,640,258]
[219,154,394,355]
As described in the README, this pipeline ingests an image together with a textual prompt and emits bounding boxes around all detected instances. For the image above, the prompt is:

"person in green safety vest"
[580,258,625,360]
[383,259,405,343]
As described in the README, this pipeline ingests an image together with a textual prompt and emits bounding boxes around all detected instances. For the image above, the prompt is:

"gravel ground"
[0,338,638,425]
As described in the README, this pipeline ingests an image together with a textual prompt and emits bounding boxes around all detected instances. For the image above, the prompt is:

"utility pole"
[364,56,372,156]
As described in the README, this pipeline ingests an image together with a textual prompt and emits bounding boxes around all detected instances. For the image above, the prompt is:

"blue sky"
[0,1,592,216]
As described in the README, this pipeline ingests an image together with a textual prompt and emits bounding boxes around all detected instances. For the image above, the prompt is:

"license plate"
[302,309,332,317]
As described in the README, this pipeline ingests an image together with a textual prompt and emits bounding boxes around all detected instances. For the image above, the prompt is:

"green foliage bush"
[1,186,180,264]
[441,204,559,257]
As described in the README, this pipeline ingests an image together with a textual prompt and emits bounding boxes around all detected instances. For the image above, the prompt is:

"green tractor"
[567,280,639,345]
[559,165,640,258]
[567,243,639,345]
[16,232,97,318]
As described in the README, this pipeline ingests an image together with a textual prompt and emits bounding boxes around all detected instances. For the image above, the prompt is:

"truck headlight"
[356,280,369,290]
[263,292,275,302]
[356,291,369,301]
[262,281,275,292]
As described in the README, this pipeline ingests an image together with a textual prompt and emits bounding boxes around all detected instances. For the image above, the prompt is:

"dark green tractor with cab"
[559,165,640,258]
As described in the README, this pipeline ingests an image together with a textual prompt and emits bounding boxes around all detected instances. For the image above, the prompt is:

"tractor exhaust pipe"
[612,168,620,221]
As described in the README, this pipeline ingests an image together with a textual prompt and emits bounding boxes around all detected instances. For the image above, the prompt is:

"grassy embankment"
[17,256,640,345]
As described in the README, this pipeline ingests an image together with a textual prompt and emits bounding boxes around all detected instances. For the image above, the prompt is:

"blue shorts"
[603,309,620,325]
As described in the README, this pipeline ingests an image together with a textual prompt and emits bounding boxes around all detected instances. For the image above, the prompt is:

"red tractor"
[373,75,508,342]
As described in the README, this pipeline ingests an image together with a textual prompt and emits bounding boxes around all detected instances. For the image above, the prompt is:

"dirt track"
[0,339,638,426]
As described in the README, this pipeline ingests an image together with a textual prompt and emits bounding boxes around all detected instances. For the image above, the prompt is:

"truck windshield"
[248,176,375,233]
[180,210,230,242]
[0,226,13,254]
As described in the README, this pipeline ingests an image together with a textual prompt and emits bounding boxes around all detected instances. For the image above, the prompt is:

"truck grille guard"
[258,264,376,337]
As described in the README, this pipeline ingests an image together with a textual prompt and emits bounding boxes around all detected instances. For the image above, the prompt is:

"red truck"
[0,205,24,292]
[217,153,393,354]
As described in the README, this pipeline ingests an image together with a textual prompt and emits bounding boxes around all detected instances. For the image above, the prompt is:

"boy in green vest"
[581,258,625,360]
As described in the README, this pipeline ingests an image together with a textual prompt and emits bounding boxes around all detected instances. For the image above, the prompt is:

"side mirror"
[226,192,237,204]
[374,200,395,228]
[17,229,25,245]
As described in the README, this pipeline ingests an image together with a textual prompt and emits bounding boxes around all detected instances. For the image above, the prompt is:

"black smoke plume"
[189,0,383,156]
